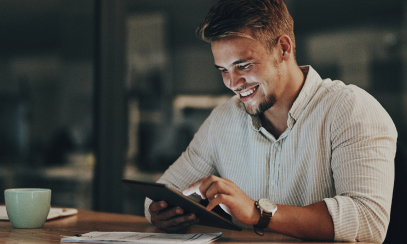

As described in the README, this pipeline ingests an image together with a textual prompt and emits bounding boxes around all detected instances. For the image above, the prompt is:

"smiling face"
[211,31,285,116]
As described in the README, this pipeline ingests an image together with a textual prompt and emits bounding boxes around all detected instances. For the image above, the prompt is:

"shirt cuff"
[324,196,359,242]
[144,197,153,223]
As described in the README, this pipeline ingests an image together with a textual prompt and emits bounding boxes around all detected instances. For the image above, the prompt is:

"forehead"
[211,35,268,66]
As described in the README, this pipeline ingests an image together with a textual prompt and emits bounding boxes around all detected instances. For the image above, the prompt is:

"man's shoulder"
[321,80,395,129]
[309,78,394,125]
[318,79,376,106]
[323,80,376,105]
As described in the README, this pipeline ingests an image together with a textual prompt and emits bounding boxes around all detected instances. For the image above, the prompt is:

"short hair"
[197,0,295,54]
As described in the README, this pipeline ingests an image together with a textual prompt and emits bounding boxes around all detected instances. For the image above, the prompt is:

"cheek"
[221,73,230,86]
[246,65,266,81]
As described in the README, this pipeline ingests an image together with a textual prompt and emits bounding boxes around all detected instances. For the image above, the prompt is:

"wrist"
[254,199,277,228]
[251,202,261,225]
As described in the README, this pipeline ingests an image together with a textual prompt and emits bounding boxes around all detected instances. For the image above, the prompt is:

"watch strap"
[255,211,272,228]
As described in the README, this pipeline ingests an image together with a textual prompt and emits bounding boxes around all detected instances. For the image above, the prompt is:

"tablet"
[122,179,242,231]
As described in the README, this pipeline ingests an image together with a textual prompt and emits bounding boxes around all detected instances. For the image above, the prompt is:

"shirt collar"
[288,65,323,125]
[249,65,323,131]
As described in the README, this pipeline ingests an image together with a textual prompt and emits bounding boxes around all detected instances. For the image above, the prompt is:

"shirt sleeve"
[324,86,397,243]
[144,109,219,223]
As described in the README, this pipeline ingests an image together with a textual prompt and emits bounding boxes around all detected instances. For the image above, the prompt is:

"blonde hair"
[197,0,295,55]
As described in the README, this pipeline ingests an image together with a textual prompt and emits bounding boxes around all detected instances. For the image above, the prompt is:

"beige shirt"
[144,66,397,243]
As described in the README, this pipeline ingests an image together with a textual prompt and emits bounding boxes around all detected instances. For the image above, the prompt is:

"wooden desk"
[0,209,370,243]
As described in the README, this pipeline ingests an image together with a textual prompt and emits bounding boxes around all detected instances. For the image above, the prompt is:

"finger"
[151,207,185,227]
[155,212,199,232]
[161,213,197,228]
[199,175,223,200]
[149,201,168,213]
[164,217,200,233]
[206,194,229,211]
[199,175,221,199]
[205,181,227,200]
[182,177,207,198]
[156,206,185,221]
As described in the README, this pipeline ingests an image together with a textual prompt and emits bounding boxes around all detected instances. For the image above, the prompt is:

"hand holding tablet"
[148,200,199,233]
[122,179,242,231]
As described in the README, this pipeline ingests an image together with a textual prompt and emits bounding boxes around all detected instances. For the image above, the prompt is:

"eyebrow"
[214,59,254,69]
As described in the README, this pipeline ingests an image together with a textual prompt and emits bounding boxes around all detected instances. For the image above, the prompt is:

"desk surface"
[0,209,371,243]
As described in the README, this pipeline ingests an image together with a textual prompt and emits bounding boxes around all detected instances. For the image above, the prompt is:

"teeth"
[240,86,257,97]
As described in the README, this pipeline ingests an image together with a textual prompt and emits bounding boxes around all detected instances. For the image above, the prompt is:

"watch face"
[259,199,277,213]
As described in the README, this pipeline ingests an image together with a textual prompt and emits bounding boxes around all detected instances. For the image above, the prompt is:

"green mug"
[5,188,51,228]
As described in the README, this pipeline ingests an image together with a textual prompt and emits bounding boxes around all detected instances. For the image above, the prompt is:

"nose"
[224,70,245,91]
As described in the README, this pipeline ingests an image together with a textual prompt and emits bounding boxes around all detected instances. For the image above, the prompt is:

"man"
[144,0,397,242]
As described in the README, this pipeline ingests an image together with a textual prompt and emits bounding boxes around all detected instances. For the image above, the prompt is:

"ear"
[277,35,292,61]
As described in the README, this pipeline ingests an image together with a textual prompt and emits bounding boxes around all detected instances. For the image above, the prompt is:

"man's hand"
[149,201,199,233]
[183,175,260,226]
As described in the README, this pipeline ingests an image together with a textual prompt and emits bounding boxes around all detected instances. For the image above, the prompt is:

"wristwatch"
[254,198,277,229]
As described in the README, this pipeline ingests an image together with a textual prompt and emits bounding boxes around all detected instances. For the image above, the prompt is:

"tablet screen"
[122,179,242,231]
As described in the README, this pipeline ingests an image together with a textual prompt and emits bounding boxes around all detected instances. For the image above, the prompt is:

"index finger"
[149,201,168,213]
[182,178,207,198]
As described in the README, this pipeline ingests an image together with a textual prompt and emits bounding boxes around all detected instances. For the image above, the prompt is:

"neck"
[262,65,305,138]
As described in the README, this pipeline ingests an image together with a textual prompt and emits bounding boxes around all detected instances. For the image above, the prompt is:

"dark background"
[0,0,406,242]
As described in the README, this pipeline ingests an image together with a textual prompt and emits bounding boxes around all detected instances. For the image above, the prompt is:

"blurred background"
[0,0,406,223]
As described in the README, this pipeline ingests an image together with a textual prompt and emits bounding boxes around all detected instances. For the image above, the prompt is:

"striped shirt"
[144,66,397,243]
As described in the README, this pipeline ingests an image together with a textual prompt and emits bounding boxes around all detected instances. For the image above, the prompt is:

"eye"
[237,63,252,70]
[219,68,228,73]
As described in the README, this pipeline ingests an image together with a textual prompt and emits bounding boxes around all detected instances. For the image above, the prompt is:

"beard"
[242,92,276,116]
[243,60,281,116]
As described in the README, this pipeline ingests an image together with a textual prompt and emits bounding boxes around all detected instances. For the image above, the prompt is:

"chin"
[243,104,265,116]
[242,97,276,116]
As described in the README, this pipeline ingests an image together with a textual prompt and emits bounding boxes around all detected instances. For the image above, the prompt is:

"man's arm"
[184,175,334,241]
[327,87,397,242]
[270,202,334,240]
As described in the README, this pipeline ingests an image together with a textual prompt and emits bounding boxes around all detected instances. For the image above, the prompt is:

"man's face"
[211,31,283,116]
